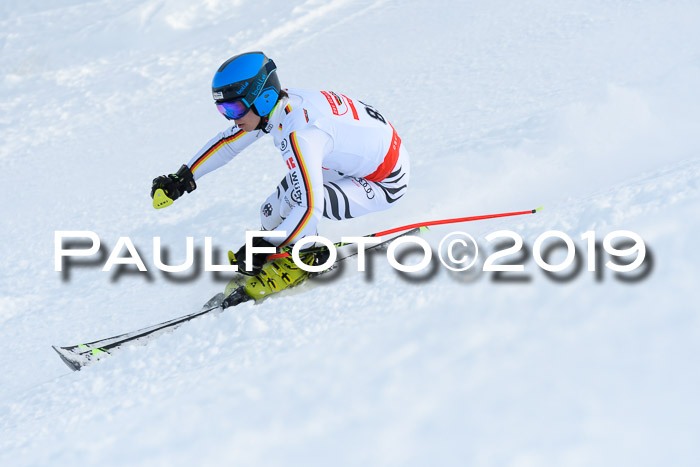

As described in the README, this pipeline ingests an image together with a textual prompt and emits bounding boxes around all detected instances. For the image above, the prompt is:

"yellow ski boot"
[224,253,317,301]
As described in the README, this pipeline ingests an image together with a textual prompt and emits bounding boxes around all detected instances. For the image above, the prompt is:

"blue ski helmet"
[212,51,281,118]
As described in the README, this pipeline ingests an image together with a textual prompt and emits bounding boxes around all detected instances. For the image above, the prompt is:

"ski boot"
[224,250,328,301]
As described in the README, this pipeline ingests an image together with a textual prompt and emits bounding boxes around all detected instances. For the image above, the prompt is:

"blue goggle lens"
[216,100,251,120]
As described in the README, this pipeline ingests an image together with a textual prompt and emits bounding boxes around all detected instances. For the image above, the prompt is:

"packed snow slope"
[2,0,700,465]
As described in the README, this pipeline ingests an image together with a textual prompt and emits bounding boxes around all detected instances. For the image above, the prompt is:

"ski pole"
[373,206,543,237]
[267,206,543,259]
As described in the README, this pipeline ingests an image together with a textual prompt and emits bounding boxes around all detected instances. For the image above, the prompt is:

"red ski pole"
[267,206,542,259]
[373,206,543,237]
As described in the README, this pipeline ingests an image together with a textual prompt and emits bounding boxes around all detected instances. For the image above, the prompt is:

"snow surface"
[2,0,700,465]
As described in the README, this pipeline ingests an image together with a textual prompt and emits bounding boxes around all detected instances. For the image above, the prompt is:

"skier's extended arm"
[151,126,261,208]
[186,126,261,181]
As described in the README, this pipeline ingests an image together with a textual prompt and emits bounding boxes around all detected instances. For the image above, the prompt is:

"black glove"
[151,164,197,202]
[231,237,277,276]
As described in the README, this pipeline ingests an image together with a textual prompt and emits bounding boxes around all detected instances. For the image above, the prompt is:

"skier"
[151,51,410,298]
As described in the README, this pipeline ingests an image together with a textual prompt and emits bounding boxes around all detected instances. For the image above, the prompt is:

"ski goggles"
[216,99,252,120]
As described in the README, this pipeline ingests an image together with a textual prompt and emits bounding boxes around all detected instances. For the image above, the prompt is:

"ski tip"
[52,345,82,372]
[533,206,543,213]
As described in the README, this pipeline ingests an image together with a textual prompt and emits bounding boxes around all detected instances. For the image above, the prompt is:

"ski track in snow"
[1,0,700,465]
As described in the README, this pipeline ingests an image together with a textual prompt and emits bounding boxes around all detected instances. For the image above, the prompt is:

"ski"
[52,227,424,371]
[51,292,234,371]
